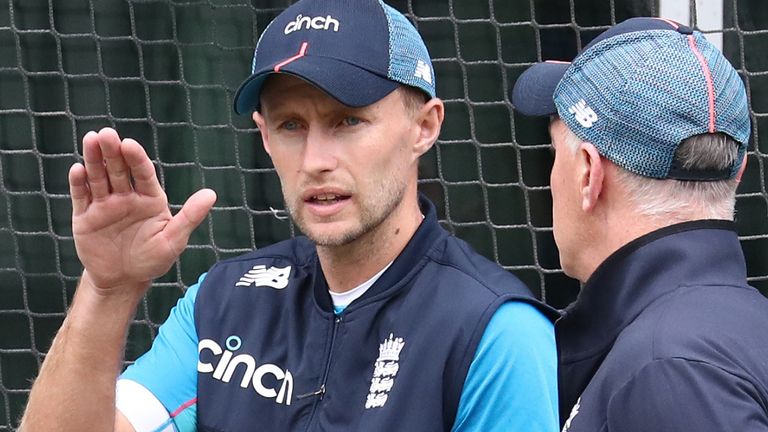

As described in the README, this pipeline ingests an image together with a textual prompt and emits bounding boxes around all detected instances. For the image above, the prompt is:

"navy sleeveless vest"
[195,196,553,431]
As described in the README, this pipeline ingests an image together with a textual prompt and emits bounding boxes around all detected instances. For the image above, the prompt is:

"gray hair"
[560,127,741,222]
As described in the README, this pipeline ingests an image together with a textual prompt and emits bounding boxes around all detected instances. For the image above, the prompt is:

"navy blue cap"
[234,0,436,114]
[511,17,751,180]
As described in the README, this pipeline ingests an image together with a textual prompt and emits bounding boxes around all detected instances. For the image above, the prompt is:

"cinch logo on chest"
[198,335,294,405]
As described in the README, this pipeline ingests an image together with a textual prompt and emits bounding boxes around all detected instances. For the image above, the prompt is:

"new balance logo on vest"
[236,265,291,289]
[569,99,598,127]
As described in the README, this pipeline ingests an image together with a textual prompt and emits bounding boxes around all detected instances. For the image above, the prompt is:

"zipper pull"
[296,384,326,400]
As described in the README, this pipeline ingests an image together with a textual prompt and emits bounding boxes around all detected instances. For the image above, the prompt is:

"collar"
[557,220,747,362]
[312,194,448,314]
[329,261,393,312]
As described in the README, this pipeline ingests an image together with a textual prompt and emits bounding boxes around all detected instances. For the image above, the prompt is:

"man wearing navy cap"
[22,0,559,431]
[512,17,768,431]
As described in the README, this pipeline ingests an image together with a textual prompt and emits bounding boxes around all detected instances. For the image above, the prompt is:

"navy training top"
[557,220,768,431]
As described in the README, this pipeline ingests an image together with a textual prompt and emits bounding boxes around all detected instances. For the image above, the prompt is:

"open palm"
[69,128,216,293]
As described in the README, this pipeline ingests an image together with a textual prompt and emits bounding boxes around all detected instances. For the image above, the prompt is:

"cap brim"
[234,56,400,115]
[511,61,571,117]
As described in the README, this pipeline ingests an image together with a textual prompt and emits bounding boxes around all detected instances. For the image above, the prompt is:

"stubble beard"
[284,173,409,247]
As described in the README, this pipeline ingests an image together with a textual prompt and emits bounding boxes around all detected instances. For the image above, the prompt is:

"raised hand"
[68,127,216,294]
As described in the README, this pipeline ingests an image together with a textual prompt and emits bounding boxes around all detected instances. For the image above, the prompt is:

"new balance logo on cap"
[236,265,292,289]
[284,14,340,35]
[414,60,432,84]
[569,99,598,128]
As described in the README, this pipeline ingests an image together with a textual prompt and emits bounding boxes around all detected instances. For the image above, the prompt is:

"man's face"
[549,119,584,277]
[255,75,420,247]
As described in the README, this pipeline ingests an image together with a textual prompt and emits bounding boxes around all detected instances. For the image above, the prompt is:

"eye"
[342,116,361,127]
[281,120,300,131]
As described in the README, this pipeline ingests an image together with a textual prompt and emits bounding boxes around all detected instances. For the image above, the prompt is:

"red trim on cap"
[687,35,716,133]
[274,42,309,72]
[655,17,680,29]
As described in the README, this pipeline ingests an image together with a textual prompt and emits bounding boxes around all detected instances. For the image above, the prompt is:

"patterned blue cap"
[512,17,751,180]
[234,0,435,114]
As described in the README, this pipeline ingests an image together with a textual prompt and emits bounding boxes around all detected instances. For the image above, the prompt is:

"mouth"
[304,191,351,205]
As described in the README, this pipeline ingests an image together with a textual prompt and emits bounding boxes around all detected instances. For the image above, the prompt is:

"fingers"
[121,138,164,198]
[164,189,217,254]
[80,127,160,199]
[68,163,90,216]
[97,128,132,194]
[82,131,110,199]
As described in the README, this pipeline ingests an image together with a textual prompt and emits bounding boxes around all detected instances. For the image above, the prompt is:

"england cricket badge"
[365,333,405,409]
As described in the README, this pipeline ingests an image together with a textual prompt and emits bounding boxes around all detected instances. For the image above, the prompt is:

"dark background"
[0,0,765,428]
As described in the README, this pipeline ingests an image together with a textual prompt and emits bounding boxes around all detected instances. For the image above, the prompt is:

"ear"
[412,98,444,159]
[734,152,748,182]
[252,111,271,156]
[578,142,604,212]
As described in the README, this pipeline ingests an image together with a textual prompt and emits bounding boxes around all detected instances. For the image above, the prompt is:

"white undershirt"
[329,261,392,311]
[117,261,394,431]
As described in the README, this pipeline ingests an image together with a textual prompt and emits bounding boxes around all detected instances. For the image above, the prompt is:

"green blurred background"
[0,0,766,428]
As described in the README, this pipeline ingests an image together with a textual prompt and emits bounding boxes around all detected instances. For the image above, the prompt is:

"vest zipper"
[296,384,325,400]
[303,314,342,430]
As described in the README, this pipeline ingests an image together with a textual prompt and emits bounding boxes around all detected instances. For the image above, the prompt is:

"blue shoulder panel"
[121,273,205,431]
[452,301,559,431]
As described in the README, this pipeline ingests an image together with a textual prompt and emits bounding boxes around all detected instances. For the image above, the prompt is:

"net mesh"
[0,0,766,427]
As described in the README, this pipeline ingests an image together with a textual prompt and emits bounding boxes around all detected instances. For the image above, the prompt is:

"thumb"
[164,188,217,253]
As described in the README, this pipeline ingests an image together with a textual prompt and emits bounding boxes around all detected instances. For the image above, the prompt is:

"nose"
[300,126,338,175]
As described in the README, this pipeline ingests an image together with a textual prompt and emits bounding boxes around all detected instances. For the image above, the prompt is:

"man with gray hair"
[512,17,768,431]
